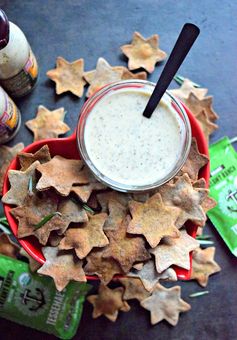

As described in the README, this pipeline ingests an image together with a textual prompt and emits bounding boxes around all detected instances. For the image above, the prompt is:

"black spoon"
[143,23,200,118]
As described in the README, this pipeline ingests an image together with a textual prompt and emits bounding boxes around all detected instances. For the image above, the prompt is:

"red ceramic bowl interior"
[2,103,209,281]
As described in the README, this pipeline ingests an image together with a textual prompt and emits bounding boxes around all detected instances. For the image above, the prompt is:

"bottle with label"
[0,9,38,98]
[0,86,21,143]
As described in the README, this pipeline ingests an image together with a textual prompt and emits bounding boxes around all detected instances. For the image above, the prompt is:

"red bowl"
[2,103,209,280]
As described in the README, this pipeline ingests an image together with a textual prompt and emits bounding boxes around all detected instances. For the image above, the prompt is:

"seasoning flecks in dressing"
[84,89,184,186]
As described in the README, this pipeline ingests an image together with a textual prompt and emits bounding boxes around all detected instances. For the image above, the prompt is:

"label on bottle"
[0,49,38,98]
[0,88,21,143]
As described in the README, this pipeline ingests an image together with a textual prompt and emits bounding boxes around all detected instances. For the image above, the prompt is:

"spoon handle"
[143,23,200,118]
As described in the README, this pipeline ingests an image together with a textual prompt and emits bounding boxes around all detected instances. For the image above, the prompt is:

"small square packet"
[208,136,237,256]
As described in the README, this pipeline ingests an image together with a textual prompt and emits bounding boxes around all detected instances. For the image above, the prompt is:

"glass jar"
[0,9,38,98]
[77,80,191,193]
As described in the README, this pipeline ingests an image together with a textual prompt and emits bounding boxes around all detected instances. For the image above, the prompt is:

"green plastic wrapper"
[208,136,237,256]
[0,254,91,339]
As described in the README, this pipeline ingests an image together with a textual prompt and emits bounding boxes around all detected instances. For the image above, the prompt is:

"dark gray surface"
[0,0,237,339]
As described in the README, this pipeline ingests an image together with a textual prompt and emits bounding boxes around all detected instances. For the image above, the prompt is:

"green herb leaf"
[198,240,214,245]
[34,212,62,230]
[69,196,95,214]
[196,235,212,240]
[82,204,95,215]
[174,74,201,88]
[189,291,209,298]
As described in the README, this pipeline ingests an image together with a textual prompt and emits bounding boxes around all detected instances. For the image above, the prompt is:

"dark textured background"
[0,0,237,339]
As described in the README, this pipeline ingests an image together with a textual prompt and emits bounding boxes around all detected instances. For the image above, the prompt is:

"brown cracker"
[140,284,191,326]
[87,284,130,322]
[18,145,51,171]
[59,213,109,259]
[121,31,167,73]
[37,247,86,291]
[127,193,180,248]
[25,105,70,141]
[47,56,86,97]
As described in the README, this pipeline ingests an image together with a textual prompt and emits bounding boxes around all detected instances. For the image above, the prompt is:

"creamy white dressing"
[84,89,185,186]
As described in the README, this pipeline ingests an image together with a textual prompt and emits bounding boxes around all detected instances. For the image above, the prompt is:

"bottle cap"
[0,9,9,49]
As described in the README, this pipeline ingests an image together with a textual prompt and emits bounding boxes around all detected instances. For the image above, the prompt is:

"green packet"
[0,254,91,339]
[208,136,237,256]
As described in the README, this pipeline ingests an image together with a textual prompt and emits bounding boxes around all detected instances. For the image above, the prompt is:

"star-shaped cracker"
[140,284,191,326]
[190,247,221,287]
[0,142,24,194]
[71,182,106,203]
[119,277,151,301]
[2,161,40,206]
[84,248,124,284]
[170,78,208,100]
[121,32,167,73]
[37,247,86,291]
[87,284,130,322]
[127,193,180,248]
[25,105,70,141]
[57,198,88,234]
[184,92,219,122]
[59,213,109,259]
[0,233,20,258]
[18,145,51,171]
[10,193,65,245]
[179,138,209,180]
[10,193,58,234]
[102,215,150,272]
[36,156,88,196]
[150,230,199,273]
[195,110,218,142]
[97,191,132,212]
[158,174,206,228]
[127,260,177,292]
[83,58,123,97]
[103,199,127,231]
[47,56,86,97]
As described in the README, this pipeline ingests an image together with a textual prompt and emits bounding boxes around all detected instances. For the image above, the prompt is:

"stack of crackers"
[1,138,220,325]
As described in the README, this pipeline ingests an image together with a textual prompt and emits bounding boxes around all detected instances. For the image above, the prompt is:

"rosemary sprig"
[196,235,212,240]
[82,204,95,215]
[69,197,95,215]
[34,212,62,230]
[189,291,209,298]
[174,74,201,88]
[198,240,214,245]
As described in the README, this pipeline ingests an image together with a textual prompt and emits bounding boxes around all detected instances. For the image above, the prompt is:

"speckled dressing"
[84,89,184,186]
